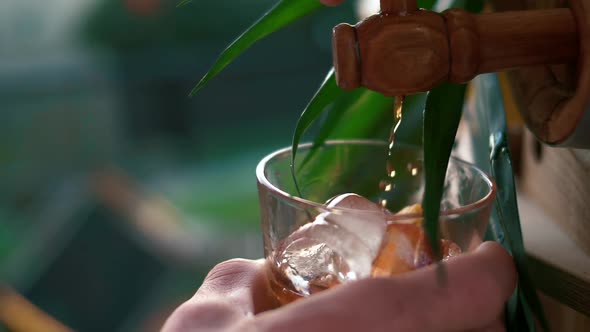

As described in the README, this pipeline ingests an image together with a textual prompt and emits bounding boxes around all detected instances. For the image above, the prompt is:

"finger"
[248,241,516,332]
[321,0,345,6]
[161,300,243,332]
[196,259,278,314]
[161,259,278,332]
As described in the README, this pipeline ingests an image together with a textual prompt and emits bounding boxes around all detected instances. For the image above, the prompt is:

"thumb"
[196,259,278,314]
[161,259,277,332]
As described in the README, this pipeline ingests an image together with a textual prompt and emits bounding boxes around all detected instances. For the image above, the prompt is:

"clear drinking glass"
[256,140,496,305]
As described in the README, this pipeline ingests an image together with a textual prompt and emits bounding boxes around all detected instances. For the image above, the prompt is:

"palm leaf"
[473,74,548,331]
[493,149,547,331]
[295,92,426,183]
[290,69,343,178]
[422,83,466,259]
[326,92,427,144]
[189,0,324,96]
[417,0,437,9]
[297,88,393,172]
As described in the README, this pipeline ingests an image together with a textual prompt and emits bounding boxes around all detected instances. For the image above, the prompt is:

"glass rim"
[256,139,496,219]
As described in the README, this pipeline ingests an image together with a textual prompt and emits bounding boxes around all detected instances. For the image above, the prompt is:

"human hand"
[161,241,516,332]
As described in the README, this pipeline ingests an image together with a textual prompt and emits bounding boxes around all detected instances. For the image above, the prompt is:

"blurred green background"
[0,0,358,330]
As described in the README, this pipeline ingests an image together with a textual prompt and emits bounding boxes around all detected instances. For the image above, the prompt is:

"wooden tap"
[333,0,578,96]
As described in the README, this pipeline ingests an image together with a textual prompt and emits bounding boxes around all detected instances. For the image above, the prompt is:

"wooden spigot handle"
[333,6,578,96]
[380,0,417,14]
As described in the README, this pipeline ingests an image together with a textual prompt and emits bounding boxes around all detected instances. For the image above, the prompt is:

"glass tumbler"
[256,140,496,305]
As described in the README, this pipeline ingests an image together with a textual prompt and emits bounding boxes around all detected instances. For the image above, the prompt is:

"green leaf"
[422,83,466,259]
[298,88,393,172]
[292,91,429,207]
[492,147,549,331]
[298,92,427,174]
[392,93,428,147]
[418,0,481,261]
[417,0,437,9]
[473,73,548,331]
[450,0,485,12]
[290,69,343,174]
[190,0,324,96]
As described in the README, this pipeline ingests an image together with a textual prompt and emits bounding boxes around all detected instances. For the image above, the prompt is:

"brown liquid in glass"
[267,96,408,306]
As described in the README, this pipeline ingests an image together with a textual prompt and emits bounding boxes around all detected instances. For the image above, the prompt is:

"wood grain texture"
[355,10,449,96]
[539,292,590,330]
[332,23,360,90]
[530,256,590,318]
[332,0,589,146]
[492,0,589,147]
[518,191,590,317]
[521,129,590,255]
[380,0,417,14]
[475,9,577,74]
[507,65,574,143]
[444,9,480,83]
[548,0,590,145]
[332,5,578,97]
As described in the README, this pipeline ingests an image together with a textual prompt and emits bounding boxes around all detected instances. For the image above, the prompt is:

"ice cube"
[394,203,423,225]
[441,239,462,261]
[372,222,463,277]
[326,193,383,211]
[372,223,425,277]
[322,193,387,259]
[276,235,349,296]
[274,193,388,295]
